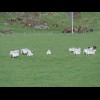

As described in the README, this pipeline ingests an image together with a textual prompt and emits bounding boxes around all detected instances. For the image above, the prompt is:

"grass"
[0,12,100,87]
[0,32,100,87]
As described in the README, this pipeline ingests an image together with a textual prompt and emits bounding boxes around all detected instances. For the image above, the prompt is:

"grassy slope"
[0,12,100,32]
[38,12,100,31]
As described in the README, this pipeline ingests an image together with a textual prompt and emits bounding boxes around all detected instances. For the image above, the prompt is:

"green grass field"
[0,32,100,87]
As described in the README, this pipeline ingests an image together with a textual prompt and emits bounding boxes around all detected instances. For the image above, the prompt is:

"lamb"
[46,49,51,55]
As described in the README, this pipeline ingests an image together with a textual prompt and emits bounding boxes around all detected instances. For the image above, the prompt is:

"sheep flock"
[9,48,52,58]
[69,46,96,55]
[9,46,96,58]
[9,48,33,58]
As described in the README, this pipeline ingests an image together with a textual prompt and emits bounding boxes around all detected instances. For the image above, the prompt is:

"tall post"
[72,12,73,34]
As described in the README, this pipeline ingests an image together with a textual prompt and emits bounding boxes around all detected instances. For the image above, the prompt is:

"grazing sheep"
[83,48,96,56]
[47,49,51,55]
[87,49,96,55]
[21,48,29,55]
[9,50,19,58]
[27,50,33,57]
[10,52,19,58]
[73,48,81,55]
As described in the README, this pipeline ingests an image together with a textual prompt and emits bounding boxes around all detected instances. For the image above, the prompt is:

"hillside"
[0,12,100,33]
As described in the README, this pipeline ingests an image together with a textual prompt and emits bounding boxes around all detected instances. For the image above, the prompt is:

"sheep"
[27,50,33,57]
[83,46,97,56]
[73,48,81,55]
[21,48,33,57]
[46,49,51,55]
[10,52,19,58]
[9,50,19,58]
[87,49,96,55]
[83,48,96,56]
[21,48,29,55]
[69,47,81,55]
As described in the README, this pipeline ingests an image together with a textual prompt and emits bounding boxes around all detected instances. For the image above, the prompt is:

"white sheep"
[83,48,96,56]
[46,49,51,55]
[27,50,33,57]
[21,48,29,55]
[9,50,19,58]
[73,48,81,55]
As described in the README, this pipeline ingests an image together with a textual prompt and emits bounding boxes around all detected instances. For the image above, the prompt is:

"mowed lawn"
[0,32,100,87]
